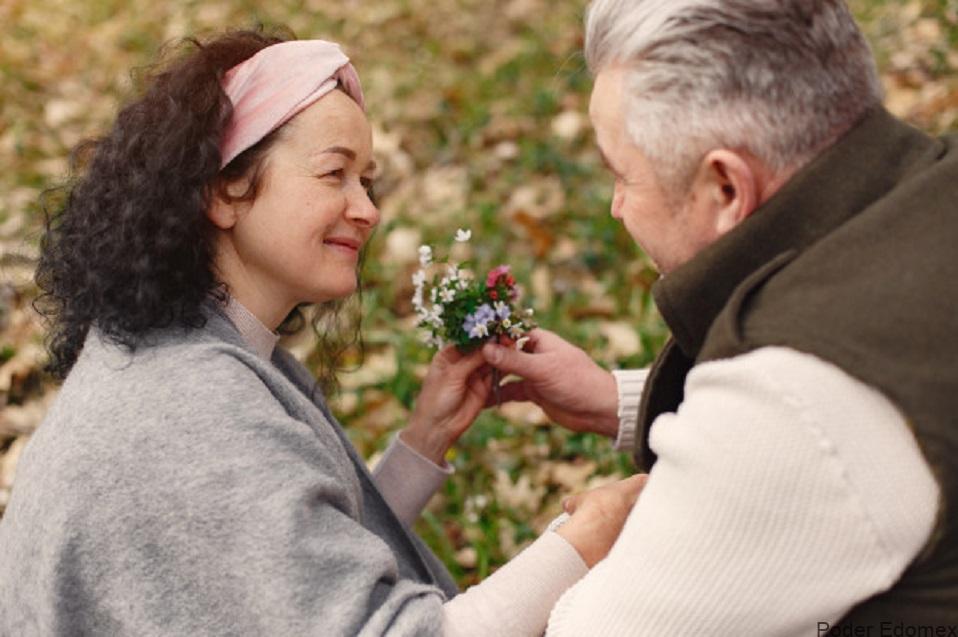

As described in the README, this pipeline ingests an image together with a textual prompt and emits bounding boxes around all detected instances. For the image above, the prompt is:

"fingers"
[562,473,648,515]
[481,341,548,380]
[614,473,649,508]
[465,367,494,405]
[525,327,562,348]
[481,327,580,376]
[434,345,490,382]
[483,380,531,407]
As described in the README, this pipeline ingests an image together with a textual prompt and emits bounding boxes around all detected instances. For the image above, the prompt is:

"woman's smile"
[323,235,362,257]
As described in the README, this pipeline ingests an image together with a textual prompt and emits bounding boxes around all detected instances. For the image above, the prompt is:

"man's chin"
[631,240,667,275]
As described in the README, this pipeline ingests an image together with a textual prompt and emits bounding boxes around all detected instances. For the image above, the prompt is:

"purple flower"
[473,303,496,324]
[463,304,496,339]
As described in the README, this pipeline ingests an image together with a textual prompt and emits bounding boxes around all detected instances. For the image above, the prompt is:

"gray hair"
[585,0,883,190]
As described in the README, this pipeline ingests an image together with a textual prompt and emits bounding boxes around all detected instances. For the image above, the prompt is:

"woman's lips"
[324,237,361,255]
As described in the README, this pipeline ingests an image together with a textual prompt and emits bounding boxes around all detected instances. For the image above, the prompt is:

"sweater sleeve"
[373,433,454,526]
[443,531,587,637]
[612,368,650,452]
[546,347,940,636]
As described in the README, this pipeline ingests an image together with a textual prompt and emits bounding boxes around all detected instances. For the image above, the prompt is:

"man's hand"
[481,328,620,437]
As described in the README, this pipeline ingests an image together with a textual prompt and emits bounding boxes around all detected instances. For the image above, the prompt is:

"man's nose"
[610,184,624,220]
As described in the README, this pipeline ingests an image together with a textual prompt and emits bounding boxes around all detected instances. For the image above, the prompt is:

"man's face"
[589,67,718,274]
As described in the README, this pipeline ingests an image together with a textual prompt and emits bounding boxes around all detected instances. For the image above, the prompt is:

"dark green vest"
[636,107,958,627]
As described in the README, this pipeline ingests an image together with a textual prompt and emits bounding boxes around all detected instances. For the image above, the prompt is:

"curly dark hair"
[35,27,363,392]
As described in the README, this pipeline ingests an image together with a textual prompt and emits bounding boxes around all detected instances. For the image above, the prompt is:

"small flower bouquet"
[412,229,535,351]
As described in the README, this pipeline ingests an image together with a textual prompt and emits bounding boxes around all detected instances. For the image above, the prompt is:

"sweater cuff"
[372,433,454,526]
[442,531,588,637]
[612,368,650,453]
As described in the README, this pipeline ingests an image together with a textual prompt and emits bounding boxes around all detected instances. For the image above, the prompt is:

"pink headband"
[218,40,366,168]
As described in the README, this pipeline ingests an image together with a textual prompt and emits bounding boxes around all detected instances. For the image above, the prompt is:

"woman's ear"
[206,180,248,230]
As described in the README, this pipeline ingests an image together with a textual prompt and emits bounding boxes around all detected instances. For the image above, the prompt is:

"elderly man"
[484,0,957,633]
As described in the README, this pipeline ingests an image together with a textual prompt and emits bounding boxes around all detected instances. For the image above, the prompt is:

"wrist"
[590,371,621,438]
[591,412,621,439]
[555,516,604,568]
[398,425,451,466]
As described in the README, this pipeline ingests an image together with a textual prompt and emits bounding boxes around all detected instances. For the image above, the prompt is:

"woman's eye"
[321,168,345,180]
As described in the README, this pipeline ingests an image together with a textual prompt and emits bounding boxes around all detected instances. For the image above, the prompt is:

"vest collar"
[651,107,937,359]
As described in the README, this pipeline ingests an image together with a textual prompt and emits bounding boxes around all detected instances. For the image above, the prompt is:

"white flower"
[412,270,426,287]
[515,335,530,350]
[466,494,489,512]
[468,322,490,339]
[439,288,457,303]
[418,245,433,267]
[502,318,512,329]
[446,264,460,279]
[523,308,534,317]
[430,287,439,303]
[421,333,445,349]
[455,228,472,243]
[509,325,525,340]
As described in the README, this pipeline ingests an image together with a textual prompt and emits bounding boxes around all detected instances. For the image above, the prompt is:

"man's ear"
[696,149,761,237]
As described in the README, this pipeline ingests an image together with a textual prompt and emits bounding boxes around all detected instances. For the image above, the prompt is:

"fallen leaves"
[1,0,955,590]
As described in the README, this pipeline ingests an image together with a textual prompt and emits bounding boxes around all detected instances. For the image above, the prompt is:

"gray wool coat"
[0,306,458,636]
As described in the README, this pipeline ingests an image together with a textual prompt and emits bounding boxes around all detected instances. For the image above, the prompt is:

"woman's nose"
[346,186,381,228]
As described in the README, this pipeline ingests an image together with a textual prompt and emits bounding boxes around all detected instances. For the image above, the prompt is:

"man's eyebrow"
[320,145,377,172]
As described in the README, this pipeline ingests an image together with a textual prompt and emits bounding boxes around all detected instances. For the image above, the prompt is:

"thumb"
[615,473,649,507]
[482,342,546,380]
[562,494,580,514]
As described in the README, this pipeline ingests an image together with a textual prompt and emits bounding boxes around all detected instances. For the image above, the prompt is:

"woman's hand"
[556,474,648,567]
[400,346,493,465]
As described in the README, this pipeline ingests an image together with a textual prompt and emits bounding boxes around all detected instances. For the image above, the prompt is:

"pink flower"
[485,265,511,288]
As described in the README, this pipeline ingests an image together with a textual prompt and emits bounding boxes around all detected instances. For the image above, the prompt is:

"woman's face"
[211,89,379,328]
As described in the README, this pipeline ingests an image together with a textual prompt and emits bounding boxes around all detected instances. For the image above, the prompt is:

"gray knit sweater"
[0,307,458,636]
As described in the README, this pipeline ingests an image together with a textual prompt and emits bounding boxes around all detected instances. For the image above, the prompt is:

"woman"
[0,30,644,635]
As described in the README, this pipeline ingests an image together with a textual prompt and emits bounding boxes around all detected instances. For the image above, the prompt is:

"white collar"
[220,295,281,361]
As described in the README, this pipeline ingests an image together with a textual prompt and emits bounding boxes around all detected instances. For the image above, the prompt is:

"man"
[483,0,958,633]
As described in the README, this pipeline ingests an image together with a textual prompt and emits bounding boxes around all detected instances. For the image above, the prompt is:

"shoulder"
[40,325,342,474]
[23,324,361,512]
[65,324,279,411]
[670,347,939,565]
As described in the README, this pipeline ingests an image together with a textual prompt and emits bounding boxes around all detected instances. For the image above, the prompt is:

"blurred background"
[1,0,956,588]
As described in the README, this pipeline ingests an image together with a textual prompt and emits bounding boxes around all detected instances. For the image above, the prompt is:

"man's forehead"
[589,67,626,121]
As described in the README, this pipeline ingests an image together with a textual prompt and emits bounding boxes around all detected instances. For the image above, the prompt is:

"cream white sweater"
[546,347,939,635]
